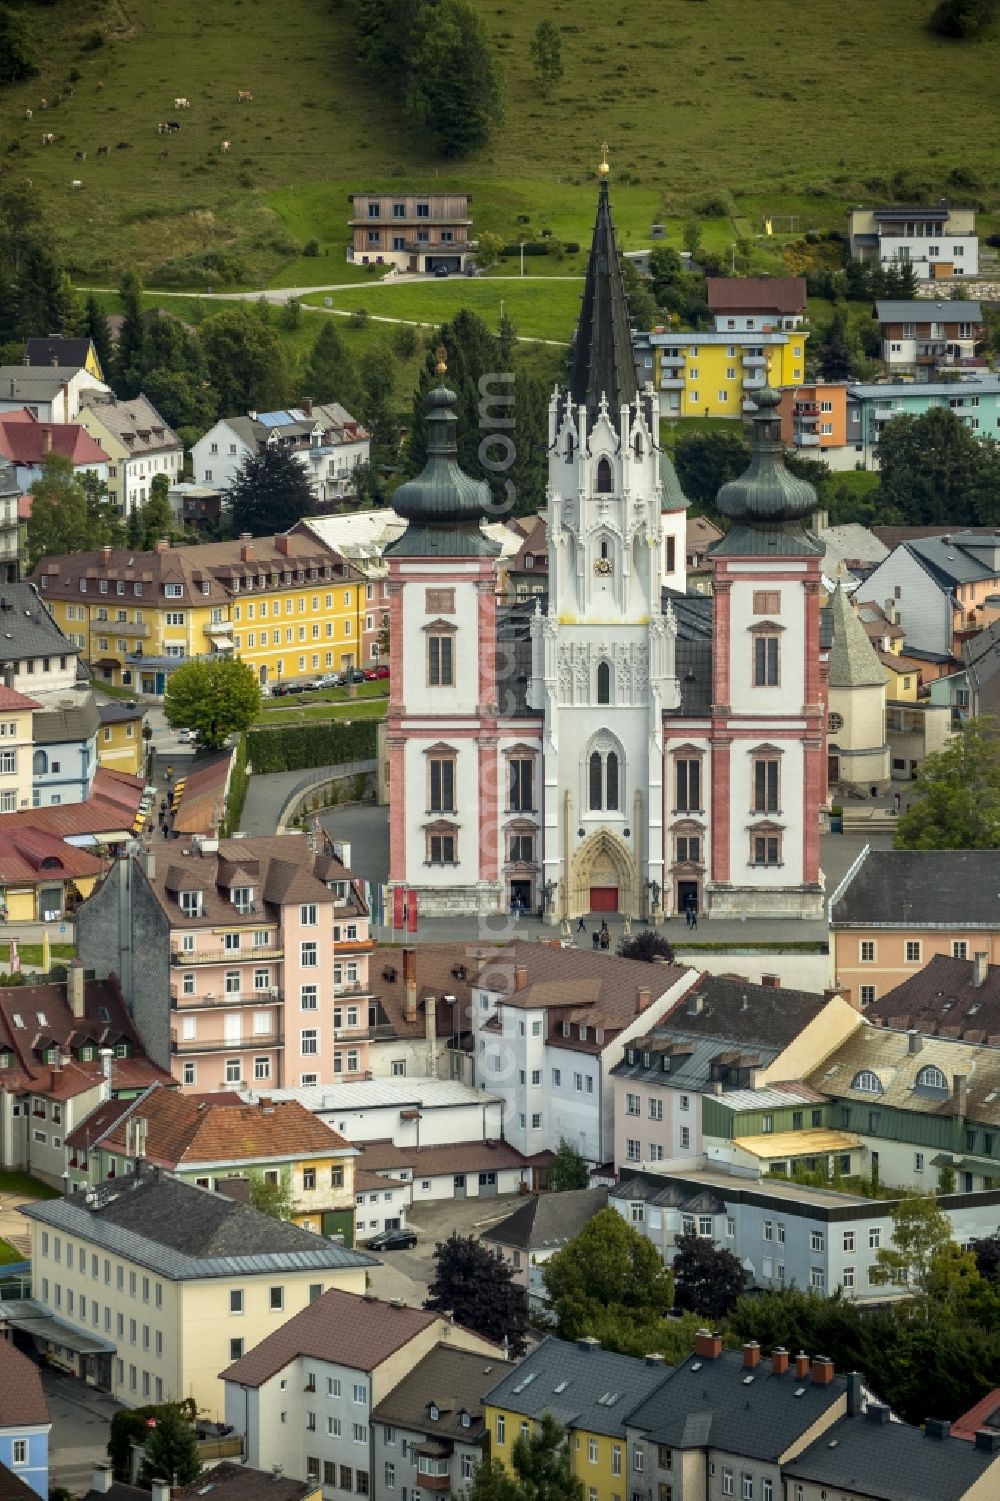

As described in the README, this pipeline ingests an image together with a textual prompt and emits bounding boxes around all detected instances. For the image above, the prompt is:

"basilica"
[384,168,829,923]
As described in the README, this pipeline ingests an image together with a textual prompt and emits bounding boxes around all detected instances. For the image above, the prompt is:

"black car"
[346,667,366,683]
[366,1228,417,1251]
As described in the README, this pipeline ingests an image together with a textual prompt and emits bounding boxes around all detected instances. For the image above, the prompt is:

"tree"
[877,406,1000,527]
[359,344,397,460]
[163,657,262,751]
[894,719,1000,850]
[673,429,750,508]
[137,1404,200,1488]
[929,0,997,39]
[248,1168,294,1221]
[870,1193,955,1298]
[83,293,113,381]
[115,270,146,399]
[511,1414,584,1501]
[543,1209,674,1345]
[198,304,291,415]
[550,1138,589,1191]
[301,320,363,413]
[127,474,174,550]
[682,220,702,259]
[406,0,504,158]
[425,1232,528,1355]
[972,1234,1000,1283]
[355,0,424,78]
[27,454,118,569]
[475,230,505,271]
[616,929,676,963]
[0,5,37,83]
[228,446,316,537]
[671,1230,747,1320]
[530,20,563,92]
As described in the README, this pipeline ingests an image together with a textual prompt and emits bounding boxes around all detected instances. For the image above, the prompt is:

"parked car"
[271,682,292,696]
[366,1228,417,1251]
[176,727,194,743]
[346,667,366,683]
[434,265,450,278]
[364,665,390,681]
[316,673,343,688]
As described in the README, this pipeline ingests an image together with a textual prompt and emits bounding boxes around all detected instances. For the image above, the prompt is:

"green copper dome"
[716,383,817,525]
[387,383,499,558]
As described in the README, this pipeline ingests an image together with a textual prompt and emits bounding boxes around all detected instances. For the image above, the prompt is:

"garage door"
[590,886,619,912]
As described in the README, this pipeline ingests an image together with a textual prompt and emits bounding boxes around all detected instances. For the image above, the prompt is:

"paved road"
[43,1368,122,1495]
[364,1192,525,1308]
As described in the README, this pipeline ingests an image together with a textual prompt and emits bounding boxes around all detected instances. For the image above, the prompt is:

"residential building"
[370,1345,514,1501]
[96,701,146,778]
[472,943,696,1165]
[848,203,979,278]
[0,765,145,877]
[64,1087,358,1240]
[864,952,1000,1043]
[0,368,110,424]
[18,1169,373,1413]
[250,1077,504,1149]
[885,696,953,781]
[785,1407,1000,1501]
[845,377,1000,467]
[952,1388,1000,1442]
[0,580,82,702]
[829,847,1000,1007]
[481,1188,608,1310]
[221,1288,500,1486]
[0,966,173,1187]
[624,1335,858,1500]
[826,582,890,796]
[927,663,971,725]
[804,1024,1000,1195]
[76,393,182,517]
[706,275,807,330]
[75,835,375,1089]
[0,1339,51,1498]
[962,616,1000,717]
[0,825,104,921]
[854,530,1000,657]
[483,1333,671,1501]
[684,515,723,570]
[776,381,851,462]
[0,461,18,584]
[610,975,862,1172]
[191,403,370,504]
[167,481,225,532]
[0,409,109,496]
[387,173,830,923]
[351,1168,410,1241]
[30,696,99,807]
[355,1137,546,1213]
[818,523,889,580]
[24,336,105,381]
[639,326,807,419]
[347,193,473,274]
[81,1461,322,1501]
[0,685,38,814]
[504,516,549,603]
[874,299,984,378]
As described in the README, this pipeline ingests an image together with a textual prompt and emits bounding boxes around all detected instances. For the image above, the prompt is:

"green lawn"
[5,0,996,287]
[255,699,387,726]
[0,1171,60,1201]
[0,1240,26,1265]
[301,280,583,344]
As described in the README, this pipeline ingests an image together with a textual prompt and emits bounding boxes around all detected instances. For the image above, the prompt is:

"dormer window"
[460,1410,471,1429]
[45,1047,58,1064]
[231,886,254,914]
[429,1404,439,1422]
[852,1070,883,1094]
[179,890,204,917]
[80,1045,95,1062]
[917,1064,947,1090]
[0,1051,9,1069]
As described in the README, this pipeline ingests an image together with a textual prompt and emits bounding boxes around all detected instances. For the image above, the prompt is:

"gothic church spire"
[568,149,638,426]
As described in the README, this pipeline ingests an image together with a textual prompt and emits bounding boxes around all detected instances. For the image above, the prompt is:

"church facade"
[386,173,829,923]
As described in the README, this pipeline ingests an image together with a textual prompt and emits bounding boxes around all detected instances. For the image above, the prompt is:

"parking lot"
[365,1191,524,1305]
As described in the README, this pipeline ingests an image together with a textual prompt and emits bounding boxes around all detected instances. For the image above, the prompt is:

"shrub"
[929,0,996,38]
[302,238,320,257]
[82,29,104,51]
[247,719,377,774]
[349,308,369,329]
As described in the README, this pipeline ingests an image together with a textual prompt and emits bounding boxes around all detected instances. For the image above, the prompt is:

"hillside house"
[347,193,473,274]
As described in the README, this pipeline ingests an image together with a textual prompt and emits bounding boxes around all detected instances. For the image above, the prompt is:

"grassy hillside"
[2,0,997,289]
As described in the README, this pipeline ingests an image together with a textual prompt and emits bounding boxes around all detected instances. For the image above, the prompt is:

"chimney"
[155,538,170,554]
[974,951,988,988]
[514,964,528,992]
[644,1353,665,1367]
[907,1029,923,1054]
[151,1481,171,1501]
[635,986,652,1015]
[742,1341,761,1370]
[810,1356,835,1386]
[67,960,86,1019]
[100,543,112,565]
[953,1073,968,1119]
[240,534,255,563]
[925,1419,951,1441]
[99,1047,113,1104]
[425,994,437,1079]
[975,1430,1000,1454]
[91,1465,113,1495]
[694,1329,723,1360]
[771,1347,789,1377]
[42,427,52,453]
[576,1336,600,1352]
[795,1352,810,1380]
[304,397,313,417]
[275,535,291,556]
[403,948,417,1024]
[866,1404,890,1425]
[845,1372,862,1417]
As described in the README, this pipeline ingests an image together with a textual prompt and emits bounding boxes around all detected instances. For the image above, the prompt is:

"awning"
[2,1302,115,1355]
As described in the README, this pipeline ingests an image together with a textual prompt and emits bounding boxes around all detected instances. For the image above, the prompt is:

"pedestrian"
[690,906,698,931]
[166,765,174,784]
[600,929,610,950]
[893,790,901,813]
[577,915,587,933]
[592,930,600,950]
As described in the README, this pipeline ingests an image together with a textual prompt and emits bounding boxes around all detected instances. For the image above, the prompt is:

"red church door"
[590,886,619,912]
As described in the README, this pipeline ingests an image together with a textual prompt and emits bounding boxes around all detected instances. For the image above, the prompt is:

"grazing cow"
[39,98,47,110]
[96,80,104,91]
[116,141,131,150]
[220,140,231,153]
[157,122,167,134]
[74,150,86,161]
[40,133,55,145]
[96,145,110,158]
[71,180,83,190]
[237,89,253,102]
[165,120,181,132]
[24,108,32,120]
[174,97,190,109]
[158,149,169,160]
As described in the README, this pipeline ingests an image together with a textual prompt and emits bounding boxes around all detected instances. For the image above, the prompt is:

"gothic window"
[589,752,602,811]
[601,539,610,560]
[596,457,613,493]
[565,431,575,459]
[587,734,623,812]
[596,661,611,705]
[633,433,643,458]
[606,751,619,810]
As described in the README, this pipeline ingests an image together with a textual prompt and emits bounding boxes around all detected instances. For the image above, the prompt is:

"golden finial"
[598,142,609,179]
[434,344,448,376]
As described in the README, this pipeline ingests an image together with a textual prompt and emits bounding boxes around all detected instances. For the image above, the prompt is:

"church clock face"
[828,711,844,733]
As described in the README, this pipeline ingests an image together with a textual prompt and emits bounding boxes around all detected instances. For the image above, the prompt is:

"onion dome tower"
[712,383,822,557]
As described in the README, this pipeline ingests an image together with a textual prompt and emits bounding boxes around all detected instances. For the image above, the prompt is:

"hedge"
[222,733,249,836]
[247,719,377,774]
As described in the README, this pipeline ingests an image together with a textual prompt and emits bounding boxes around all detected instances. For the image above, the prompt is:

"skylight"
[12,1014,23,1028]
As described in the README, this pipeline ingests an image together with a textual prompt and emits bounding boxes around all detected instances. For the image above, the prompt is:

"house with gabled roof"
[76,392,182,518]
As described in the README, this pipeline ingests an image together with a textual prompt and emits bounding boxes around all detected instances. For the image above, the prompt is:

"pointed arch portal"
[569,828,637,918]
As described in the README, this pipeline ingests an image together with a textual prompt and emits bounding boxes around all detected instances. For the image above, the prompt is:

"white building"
[0,367,110,424]
[243,1078,504,1149]
[76,392,183,517]
[191,403,371,504]
[848,204,979,278]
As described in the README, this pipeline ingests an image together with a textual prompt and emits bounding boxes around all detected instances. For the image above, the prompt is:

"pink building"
[143,836,375,1094]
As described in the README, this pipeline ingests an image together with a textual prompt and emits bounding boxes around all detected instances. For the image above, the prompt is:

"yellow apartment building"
[31,534,363,694]
[18,1168,374,1418]
[648,330,807,419]
[0,684,39,813]
[96,701,147,777]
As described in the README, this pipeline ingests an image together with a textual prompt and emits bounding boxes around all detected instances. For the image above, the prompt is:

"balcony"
[659,377,685,390]
[742,353,768,368]
[171,988,280,1010]
[94,620,150,638]
[205,620,233,636]
[171,1029,283,1054]
[743,374,767,391]
[794,402,819,418]
[171,946,283,966]
[794,432,820,447]
[333,981,368,996]
[334,1023,397,1043]
[659,352,686,368]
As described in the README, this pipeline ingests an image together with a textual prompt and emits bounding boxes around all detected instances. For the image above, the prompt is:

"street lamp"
[520,241,526,277]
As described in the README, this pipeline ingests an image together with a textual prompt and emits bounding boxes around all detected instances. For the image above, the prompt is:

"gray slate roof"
[611,1029,782,1094]
[626,1347,850,1459]
[610,1173,726,1218]
[0,582,79,665]
[25,338,96,370]
[20,1170,376,1281]
[0,367,94,400]
[371,1344,514,1439]
[97,700,145,726]
[784,1412,1000,1501]
[33,698,99,746]
[482,1188,608,1253]
[828,583,888,689]
[482,1335,670,1438]
[830,848,1000,928]
[874,299,984,323]
[906,535,997,589]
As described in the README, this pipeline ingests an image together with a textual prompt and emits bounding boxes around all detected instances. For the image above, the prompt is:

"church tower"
[529,155,679,923]
[703,383,826,917]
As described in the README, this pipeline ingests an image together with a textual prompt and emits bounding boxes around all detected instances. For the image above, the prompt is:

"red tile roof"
[0,826,104,885]
[0,767,144,840]
[0,408,109,467]
[951,1387,1000,1441]
[0,1337,49,1425]
[706,277,807,315]
[0,685,39,711]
